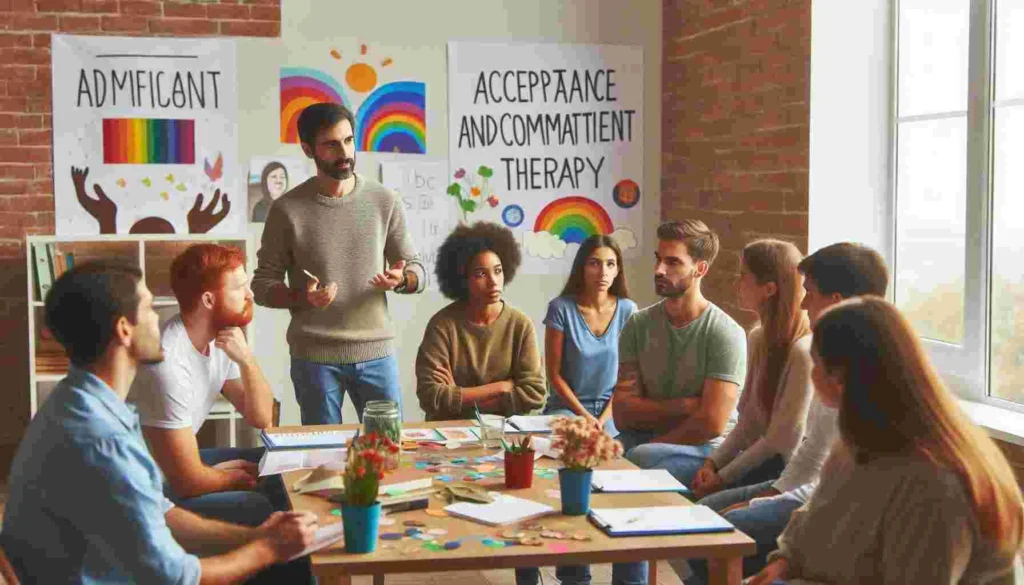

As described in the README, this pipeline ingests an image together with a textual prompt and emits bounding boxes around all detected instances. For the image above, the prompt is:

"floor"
[0,487,684,585]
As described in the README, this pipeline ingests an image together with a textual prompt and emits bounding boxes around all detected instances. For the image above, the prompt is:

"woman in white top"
[688,239,814,499]
[750,297,1023,585]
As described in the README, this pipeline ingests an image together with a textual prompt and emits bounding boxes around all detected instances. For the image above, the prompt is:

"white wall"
[808,0,893,267]
[236,0,662,425]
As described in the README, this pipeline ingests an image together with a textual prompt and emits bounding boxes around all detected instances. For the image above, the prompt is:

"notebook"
[444,494,556,526]
[260,429,357,451]
[507,415,557,433]
[258,447,347,477]
[588,505,734,537]
[591,469,689,493]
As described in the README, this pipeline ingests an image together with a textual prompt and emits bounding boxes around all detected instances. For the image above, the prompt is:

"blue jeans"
[681,481,803,584]
[627,443,785,493]
[172,448,312,585]
[515,562,648,585]
[170,447,282,526]
[616,428,658,453]
[625,442,716,487]
[290,354,402,425]
[545,398,619,436]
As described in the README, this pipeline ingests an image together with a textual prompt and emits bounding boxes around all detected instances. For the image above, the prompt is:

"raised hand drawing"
[71,166,117,234]
[187,189,231,234]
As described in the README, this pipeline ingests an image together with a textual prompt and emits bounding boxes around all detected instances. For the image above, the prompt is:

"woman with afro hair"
[415,221,546,421]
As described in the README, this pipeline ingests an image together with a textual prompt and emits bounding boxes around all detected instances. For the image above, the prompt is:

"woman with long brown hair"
[542,234,637,434]
[750,297,1023,585]
[688,239,814,498]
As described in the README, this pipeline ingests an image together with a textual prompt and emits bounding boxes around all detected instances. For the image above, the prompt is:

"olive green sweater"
[416,302,546,421]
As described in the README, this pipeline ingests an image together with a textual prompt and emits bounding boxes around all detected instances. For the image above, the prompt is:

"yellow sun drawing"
[332,44,393,94]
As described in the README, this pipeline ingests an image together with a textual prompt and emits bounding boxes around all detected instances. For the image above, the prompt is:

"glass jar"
[362,400,402,470]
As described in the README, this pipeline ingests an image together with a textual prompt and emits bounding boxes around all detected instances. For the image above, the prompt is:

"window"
[894,0,1024,408]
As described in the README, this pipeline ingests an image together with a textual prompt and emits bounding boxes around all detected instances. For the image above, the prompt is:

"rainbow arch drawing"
[280,67,352,144]
[533,196,614,244]
[355,81,426,154]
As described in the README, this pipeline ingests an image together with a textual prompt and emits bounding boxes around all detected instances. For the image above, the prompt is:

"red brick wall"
[0,0,281,478]
[662,0,811,328]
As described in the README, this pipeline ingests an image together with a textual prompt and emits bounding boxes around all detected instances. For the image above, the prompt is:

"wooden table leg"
[373,574,385,585]
[707,556,742,585]
[648,559,658,584]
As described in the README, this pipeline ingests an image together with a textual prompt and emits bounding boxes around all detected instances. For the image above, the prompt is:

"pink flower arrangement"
[343,432,401,506]
[550,416,623,471]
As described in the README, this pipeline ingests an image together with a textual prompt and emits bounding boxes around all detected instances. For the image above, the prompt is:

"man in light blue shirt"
[1,261,317,584]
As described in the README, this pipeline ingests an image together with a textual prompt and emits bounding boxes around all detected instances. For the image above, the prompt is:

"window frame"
[891,0,1024,414]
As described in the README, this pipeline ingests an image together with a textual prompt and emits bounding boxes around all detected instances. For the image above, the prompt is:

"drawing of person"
[251,162,289,223]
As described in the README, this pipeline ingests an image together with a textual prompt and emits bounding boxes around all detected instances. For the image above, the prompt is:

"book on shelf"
[32,242,52,301]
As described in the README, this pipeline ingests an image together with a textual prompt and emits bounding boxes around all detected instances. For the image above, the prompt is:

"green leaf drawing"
[460,199,477,213]
[477,166,493,178]
[447,183,462,196]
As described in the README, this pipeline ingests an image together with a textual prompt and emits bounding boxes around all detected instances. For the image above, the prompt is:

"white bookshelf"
[26,234,253,447]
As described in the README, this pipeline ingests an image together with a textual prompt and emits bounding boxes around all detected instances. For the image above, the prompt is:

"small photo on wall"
[248,156,311,223]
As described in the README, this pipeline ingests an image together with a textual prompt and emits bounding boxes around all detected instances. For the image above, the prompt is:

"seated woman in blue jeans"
[630,240,814,497]
[516,235,645,585]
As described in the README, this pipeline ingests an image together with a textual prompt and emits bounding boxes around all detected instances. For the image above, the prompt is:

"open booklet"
[288,521,345,561]
[260,429,357,451]
[589,505,734,537]
[258,448,347,477]
[506,415,558,433]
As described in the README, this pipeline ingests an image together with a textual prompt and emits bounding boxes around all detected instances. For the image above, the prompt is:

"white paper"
[591,469,688,493]
[447,42,645,275]
[507,415,557,433]
[258,448,347,477]
[288,521,346,561]
[52,35,242,236]
[379,161,457,276]
[589,505,733,535]
[444,494,555,526]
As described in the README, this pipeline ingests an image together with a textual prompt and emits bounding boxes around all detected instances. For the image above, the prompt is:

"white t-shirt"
[132,314,241,433]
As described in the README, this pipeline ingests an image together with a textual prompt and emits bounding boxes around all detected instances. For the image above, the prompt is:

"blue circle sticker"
[502,204,525,227]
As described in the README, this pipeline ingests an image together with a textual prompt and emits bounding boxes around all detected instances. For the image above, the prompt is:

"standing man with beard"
[252,103,425,425]
[612,220,747,462]
[132,243,281,527]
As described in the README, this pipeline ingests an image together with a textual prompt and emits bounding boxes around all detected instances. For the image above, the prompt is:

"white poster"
[379,161,457,275]
[447,42,644,274]
[52,35,241,235]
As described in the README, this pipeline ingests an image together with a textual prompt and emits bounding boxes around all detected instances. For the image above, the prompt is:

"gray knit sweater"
[252,174,425,364]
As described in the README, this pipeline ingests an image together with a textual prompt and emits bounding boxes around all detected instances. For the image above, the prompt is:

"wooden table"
[273,422,755,585]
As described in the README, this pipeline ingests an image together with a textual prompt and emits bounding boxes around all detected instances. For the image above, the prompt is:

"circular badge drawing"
[612,179,641,209]
[502,204,525,228]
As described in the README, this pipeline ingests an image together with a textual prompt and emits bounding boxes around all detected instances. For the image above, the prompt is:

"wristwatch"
[393,272,409,293]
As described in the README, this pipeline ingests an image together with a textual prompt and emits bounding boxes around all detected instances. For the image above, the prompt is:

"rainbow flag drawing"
[102,118,195,165]
[355,81,426,154]
[533,196,614,244]
[280,67,351,144]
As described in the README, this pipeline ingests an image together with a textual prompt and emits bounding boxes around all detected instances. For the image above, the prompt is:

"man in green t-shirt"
[612,220,747,478]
